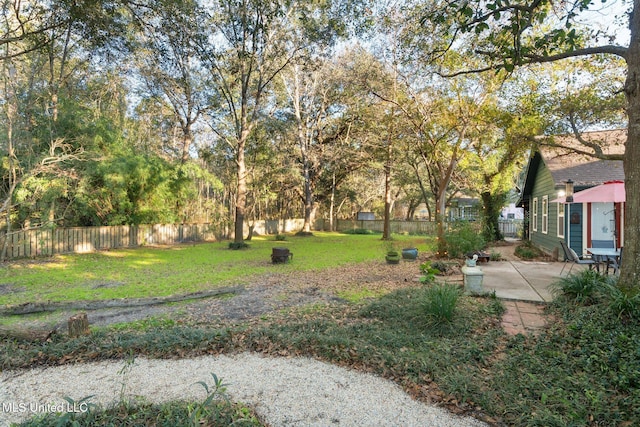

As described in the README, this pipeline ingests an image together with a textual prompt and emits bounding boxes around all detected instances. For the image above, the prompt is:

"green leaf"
[475,22,490,34]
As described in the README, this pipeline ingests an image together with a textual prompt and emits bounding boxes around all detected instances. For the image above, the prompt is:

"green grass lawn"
[0,232,432,306]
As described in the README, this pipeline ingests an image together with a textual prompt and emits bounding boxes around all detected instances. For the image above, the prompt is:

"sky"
[577,0,631,46]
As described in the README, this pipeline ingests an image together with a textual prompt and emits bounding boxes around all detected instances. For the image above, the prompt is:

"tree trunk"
[234,137,247,244]
[1,71,17,262]
[301,156,314,233]
[621,2,640,289]
[329,173,336,231]
[382,139,393,240]
[435,187,447,256]
[481,191,505,242]
[181,130,192,164]
[68,312,90,338]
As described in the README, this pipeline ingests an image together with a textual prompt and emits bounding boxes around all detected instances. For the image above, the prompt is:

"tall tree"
[199,0,303,245]
[281,48,380,234]
[425,0,638,286]
[135,0,208,164]
[281,60,331,234]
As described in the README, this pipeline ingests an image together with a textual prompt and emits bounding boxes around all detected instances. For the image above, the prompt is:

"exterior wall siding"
[568,203,584,255]
[529,159,562,257]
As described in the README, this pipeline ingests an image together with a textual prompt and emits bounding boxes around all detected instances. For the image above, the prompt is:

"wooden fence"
[498,220,524,238]
[0,218,524,260]
[0,224,218,260]
[0,219,313,261]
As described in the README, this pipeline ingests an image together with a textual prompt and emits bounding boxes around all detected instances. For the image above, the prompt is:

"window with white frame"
[557,202,565,238]
[542,196,548,234]
[532,198,538,232]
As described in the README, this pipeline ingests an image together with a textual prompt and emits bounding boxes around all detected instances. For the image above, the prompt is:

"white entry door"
[591,202,616,242]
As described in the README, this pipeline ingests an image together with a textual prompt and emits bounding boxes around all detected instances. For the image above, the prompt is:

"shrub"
[514,241,544,260]
[344,228,375,235]
[228,242,249,250]
[275,234,286,241]
[429,260,450,274]
[443,222,485,259]
[603,284,640,320]
[423,284,461,324]
[550,269,609,304]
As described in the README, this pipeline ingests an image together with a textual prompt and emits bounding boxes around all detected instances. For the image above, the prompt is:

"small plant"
[480,290,506,317]
[419,275,434,284]
[429,260,450,274]
[423,283,461,324]
[228,241,249,250]
[550,269,608,304]
[514,241,543,260]
[275,234,287,241]
[383,239,400,253]
[118,352,136,403]
[419,261,441,283]
[190,373,231,426]
[603,284,640,320]
[489,250,503,261]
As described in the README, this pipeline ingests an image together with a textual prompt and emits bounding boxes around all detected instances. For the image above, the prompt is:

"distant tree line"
[1,0,625,249]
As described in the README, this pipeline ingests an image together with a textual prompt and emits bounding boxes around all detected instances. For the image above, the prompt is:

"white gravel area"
[1,352,488,427]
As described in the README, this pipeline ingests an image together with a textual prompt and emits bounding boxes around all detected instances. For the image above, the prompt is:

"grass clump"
[550,269,640,319]
[605,285,640,320]
[550,269,610,305]
[422,284,461,325]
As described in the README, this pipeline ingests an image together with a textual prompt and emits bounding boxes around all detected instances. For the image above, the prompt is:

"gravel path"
[1,352,488,427]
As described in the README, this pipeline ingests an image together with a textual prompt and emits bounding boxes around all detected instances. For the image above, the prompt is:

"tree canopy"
[1,0,632,280]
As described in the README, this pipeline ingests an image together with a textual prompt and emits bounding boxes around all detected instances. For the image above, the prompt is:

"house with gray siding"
[518,130,625,258]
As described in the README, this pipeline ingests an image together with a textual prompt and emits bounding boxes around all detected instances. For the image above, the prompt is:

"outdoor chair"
[559,240,596,276]
[607,247,623,275]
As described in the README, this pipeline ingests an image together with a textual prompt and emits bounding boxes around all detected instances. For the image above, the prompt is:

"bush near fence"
[331,219,523,238]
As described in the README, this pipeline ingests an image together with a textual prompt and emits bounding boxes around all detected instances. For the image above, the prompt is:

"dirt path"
[4,259,427,335]
[486,239,519,261]
[4,242,522,335]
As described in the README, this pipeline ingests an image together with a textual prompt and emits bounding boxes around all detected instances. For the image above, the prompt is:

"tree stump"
[68,312,90,338]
